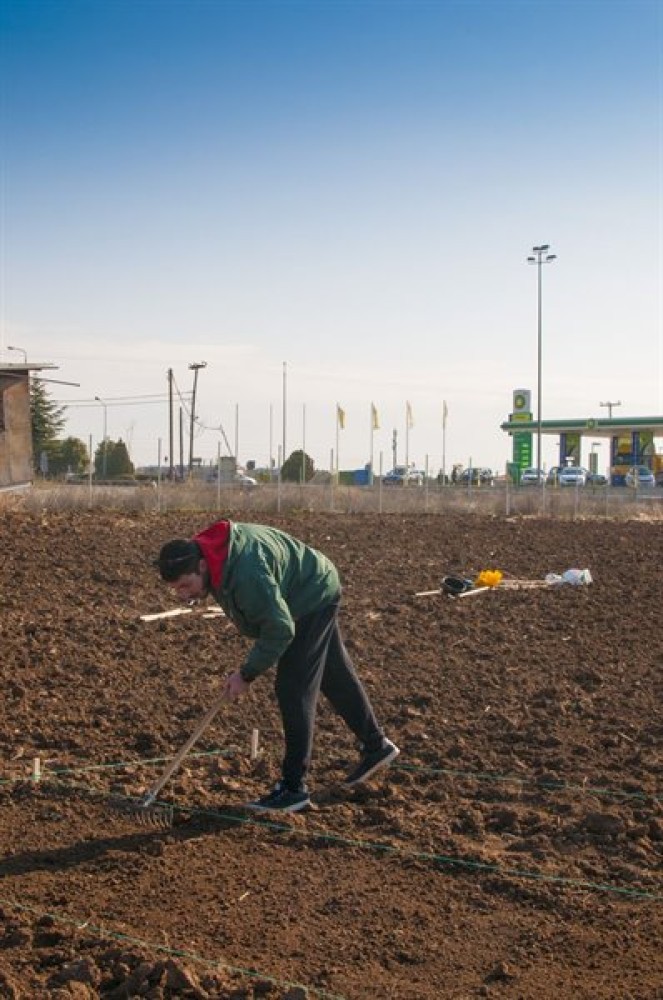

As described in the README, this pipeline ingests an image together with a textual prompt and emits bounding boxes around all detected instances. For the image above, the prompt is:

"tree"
[45,437,89,477]
[30,377,66,471]
[94,438,134,478]
[281,449,314,483]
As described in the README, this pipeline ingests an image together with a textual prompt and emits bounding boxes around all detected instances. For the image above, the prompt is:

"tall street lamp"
[94,396,108,478]
[7,345,27,363]
[527,244,557,475]
[188,361,207,475]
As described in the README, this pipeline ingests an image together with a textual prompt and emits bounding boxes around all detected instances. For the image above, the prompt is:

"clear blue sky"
[1,0,661,473]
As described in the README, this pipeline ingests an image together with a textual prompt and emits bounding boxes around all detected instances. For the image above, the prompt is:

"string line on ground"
[0,893,349,1000]
[24,774,662,904]
[2,751,659,804]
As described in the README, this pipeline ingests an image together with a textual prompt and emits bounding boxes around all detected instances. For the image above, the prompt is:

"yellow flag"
[337,404,346,429]
[406,400,414,429]
[371,403,379,430]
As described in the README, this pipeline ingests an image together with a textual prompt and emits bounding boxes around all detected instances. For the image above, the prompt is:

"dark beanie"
[154,539,201,581]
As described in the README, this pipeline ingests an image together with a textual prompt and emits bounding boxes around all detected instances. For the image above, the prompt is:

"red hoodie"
[193,520,231,591]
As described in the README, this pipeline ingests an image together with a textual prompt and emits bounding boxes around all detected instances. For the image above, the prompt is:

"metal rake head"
[110,792,175,828]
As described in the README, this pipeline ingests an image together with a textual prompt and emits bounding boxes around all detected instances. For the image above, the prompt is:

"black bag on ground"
[441,575,474,596]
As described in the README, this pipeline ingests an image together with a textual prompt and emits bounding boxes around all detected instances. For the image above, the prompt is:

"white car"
[383,466,424,486]
[625,465,655,488]
[235,473,258,487]
[520,467,544,485]
[559,466,588,487]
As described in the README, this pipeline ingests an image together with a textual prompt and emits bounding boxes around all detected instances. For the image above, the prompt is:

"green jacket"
[211,523,340,681]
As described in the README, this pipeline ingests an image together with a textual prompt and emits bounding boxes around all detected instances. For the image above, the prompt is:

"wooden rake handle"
[142,690,228,807]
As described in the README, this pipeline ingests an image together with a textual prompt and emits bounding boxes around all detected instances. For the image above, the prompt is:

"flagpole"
[405,402,409,468]
[282,361,287,468]
[269,403,273,481]
[369,404,374,485]
[442,400,448,485]
[335,404,340,478]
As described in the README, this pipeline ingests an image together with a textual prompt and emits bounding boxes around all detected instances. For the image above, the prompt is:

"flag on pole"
[337,404,346,429]
[406,400,414,429]
[443,400,448,427]
[371,403,379,430]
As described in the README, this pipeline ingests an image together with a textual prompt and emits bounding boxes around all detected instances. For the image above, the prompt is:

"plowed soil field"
[0,509,661,1000]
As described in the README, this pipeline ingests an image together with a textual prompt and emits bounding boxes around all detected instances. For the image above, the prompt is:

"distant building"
[0,362,56,489]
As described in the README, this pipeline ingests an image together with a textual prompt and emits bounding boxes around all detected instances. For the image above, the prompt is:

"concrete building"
[0,363,56,489]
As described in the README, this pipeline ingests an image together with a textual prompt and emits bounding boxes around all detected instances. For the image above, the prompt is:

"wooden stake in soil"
[32,757,41,783]
[140,607,194,622]
[457,586,492,599]
[140,606,226,622]
[250,728,260,761]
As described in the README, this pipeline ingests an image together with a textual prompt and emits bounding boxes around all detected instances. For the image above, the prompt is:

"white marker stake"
[32,757,41,783]
[140,607,194,622]
[140,606,226,622]
[250,729,260,761]
[457,587,492,599]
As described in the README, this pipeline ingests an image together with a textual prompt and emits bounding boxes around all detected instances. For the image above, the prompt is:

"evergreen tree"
[281,449,314,483]
[94,438,134,478]
[30,377,66,471]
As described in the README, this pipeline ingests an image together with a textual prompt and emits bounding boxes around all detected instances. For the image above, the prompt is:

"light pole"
[600,400,621,419]
[188,361,207,475]
[7,345,27,363]
[527,244,557,474]
[94,396,108,478]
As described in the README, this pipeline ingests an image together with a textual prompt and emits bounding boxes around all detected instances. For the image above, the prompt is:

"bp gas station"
[501,390,663,485]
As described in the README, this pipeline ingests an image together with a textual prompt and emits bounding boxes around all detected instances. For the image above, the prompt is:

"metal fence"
[8,480,663,519]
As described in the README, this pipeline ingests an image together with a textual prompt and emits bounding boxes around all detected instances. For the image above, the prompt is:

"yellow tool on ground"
[474,569,503,588]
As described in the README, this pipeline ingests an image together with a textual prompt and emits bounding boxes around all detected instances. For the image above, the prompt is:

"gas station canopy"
[501,415,663,438]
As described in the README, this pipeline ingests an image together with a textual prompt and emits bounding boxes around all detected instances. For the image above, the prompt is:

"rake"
[114,690,227,827]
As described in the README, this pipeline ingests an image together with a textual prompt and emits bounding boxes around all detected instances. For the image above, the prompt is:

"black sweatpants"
[275,599,384,790]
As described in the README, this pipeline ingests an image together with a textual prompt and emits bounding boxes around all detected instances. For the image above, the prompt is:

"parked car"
[520,467,544,485]
[383,466,424,486]
[585,471,608,486]
[625,465,655,488]
[546,466,563,485]
[559,466,588,487]
[235,473,258,487]
[459,467,494,486]
[207,471,258,486]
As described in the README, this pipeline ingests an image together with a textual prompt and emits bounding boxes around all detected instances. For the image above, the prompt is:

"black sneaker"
[245,781,310,813]
[343,740,400,787]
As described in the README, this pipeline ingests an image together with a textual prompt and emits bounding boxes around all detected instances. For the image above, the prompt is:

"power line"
[54,394,191,407]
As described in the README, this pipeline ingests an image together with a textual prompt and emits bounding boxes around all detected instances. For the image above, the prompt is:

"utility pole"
[188,361,207,475]
[600,400,621,419]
